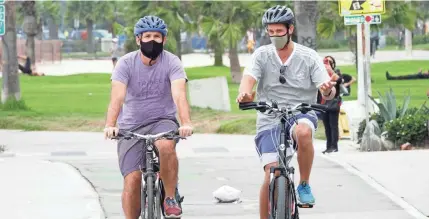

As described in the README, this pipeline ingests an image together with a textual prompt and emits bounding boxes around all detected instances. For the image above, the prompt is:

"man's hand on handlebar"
[104,126,119,139]
[236,91,256,103]
[178,124,193,138]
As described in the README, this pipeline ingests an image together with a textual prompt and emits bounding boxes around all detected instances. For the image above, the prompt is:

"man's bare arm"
[239,75,257,93]
[105,80,127,127]
[171,78,192,126]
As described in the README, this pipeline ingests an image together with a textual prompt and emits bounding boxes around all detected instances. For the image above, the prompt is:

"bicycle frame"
[268,116,298,218]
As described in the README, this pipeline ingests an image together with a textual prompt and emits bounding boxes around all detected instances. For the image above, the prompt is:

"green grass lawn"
[0,60,427,138]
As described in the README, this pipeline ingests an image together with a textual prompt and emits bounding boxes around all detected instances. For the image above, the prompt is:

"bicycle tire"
[155,179,162,219]
[146,175,155,219]
[286,179,295,219]
[141,184,147,218]
[275,175,287,219]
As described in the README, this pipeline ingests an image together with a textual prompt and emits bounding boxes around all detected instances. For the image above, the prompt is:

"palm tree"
[66,1,114,54]
[200,1,265,83]
[294,1,318,50]
[36,1,60,40]
[1,0,21,103]
[21,1,40,66]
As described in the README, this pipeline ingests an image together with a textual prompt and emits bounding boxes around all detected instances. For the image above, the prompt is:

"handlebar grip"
[239,102,258,110]
[310,104,328,111]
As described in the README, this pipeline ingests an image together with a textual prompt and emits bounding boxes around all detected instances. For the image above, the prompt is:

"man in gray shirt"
[236,5,336,219]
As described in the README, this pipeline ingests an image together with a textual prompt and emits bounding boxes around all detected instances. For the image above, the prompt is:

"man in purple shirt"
[104,15,193,219]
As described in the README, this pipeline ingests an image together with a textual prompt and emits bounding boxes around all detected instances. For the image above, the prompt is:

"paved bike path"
[0,131,422,219]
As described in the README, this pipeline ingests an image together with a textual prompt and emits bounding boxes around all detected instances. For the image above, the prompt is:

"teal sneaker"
[297,182,315,205]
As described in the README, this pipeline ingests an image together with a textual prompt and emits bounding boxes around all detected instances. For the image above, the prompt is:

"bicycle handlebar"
[111,130,186,141]
[238,101,328,114]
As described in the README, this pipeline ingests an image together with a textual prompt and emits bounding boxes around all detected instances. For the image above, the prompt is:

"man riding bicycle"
[236,6,336,219]
[104,15,193,219]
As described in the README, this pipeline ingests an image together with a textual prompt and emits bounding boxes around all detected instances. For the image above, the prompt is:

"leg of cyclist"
[149,120,182,218]
[288,114,318,205]
[118,119,181,219]
[255,125,282,219]
[119,137,145,219]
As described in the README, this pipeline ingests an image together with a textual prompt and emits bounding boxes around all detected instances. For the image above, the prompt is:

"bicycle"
[112,129,186,219]
[239,101,327,219]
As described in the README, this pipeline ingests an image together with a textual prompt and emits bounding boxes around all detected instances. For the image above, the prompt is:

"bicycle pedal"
[297,203,314,208]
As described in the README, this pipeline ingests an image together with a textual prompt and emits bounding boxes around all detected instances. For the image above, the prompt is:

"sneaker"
[163,197,182,218]
[297,182,315,205]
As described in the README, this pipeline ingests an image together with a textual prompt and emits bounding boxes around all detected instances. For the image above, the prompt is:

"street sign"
[339,0,385,16]
[0,5,5,36]
[344,15,364,25]
[364,14,381,24]
[344,14,381,25]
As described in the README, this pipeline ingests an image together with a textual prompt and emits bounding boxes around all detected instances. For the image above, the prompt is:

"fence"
[0,39,62,64]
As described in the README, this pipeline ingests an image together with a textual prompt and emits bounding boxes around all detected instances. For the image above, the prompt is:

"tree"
[36,1,61,40]
[66,1,114,53]
[200,1,265,83]
[294,1,318,50]
[21,1,40,66]
[1,0,21,103]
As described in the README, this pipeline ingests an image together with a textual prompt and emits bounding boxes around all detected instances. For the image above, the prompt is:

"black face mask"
[140,40,164,62]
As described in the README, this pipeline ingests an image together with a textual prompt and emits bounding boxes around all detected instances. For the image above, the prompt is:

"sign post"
[0,3,5,36]
[339,0,385,142]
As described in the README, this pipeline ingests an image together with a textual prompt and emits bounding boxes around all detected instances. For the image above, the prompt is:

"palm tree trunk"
[213,37,223,66]
[229,40,241,83]
[294,1,318,50]
[22,0,38,65]
[1,0,21,103]
[86,19,94,53]
[174,31,182,60]
[48,16,58,40]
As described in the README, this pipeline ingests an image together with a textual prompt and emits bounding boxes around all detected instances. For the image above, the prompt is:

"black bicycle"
[239,101,327,219]
[113,129,185,219]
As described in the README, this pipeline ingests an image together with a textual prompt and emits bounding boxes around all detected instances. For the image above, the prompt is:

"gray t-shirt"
[111,50,187,130]
[243,43,329,132]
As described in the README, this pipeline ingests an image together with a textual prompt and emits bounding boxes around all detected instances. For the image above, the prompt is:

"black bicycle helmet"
[262,5,295,27]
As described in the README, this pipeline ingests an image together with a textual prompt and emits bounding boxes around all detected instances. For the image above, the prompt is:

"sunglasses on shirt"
[279,65,287,84]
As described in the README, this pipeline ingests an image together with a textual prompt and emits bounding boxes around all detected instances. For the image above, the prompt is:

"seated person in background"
[338,71,356,96]
[18,55,45,76]
[386,69,429,80]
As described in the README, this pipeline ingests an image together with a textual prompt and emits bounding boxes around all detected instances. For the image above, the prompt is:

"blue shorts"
[254,114,318,168]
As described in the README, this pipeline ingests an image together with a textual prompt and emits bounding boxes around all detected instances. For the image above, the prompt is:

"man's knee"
[155,139,176,156]
[294,123,313,140]
[124,171,141,191]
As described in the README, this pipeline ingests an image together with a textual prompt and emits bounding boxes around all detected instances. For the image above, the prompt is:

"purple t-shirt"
[111,50,187,130]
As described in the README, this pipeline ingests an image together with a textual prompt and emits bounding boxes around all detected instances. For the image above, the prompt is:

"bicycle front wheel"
[275,175,287,219]
[146,175,155,219]
[275,175,295,219]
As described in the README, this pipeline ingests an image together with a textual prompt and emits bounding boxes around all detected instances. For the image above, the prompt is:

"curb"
[321,154,428,219]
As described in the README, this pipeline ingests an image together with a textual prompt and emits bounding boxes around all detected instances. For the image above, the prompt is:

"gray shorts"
[254,114,318,168]
[117,119,179,177]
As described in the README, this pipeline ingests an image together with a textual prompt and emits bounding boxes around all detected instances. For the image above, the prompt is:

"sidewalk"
[323,141,429,218]
[1,50,428,77]
[0,157,105,219]
[0,130,428,218]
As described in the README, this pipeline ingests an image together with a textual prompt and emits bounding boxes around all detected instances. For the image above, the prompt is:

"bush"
[386,36,398,46]
[317,39,348,49]
[384,114,429,146]
[412,35,429,45]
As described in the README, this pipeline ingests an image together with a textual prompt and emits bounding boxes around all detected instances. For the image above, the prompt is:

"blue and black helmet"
[134,15,168,36]
[262,5,295,27]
